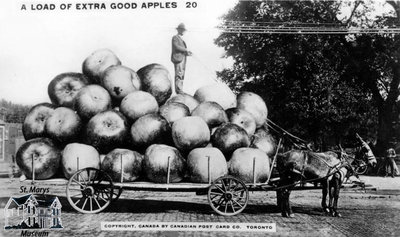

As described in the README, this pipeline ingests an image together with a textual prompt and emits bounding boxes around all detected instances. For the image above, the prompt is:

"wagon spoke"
[232,199,243,208]
[74,198,82,205]
[69,188,84,191]
[227,179,232,191]
[89,197,93,211]
[101,189,110,199]
[230,180,238,191]
[210,195,220,200]
[213,195,225,207]
[98,195,108,203]
[224,201,228,213]
[230,200,236,213]
[93,197,101,208]
[210,193,223,200]
[215,198,226,210]
[78,173,89,186]
[71,193,83,198]
[233,188,246,195]
[72,178,86,188]
[221,179,228,191]
[81,197,88,210]
[214,184,225,193]
[87,169,92,184]
[209,191,223,196]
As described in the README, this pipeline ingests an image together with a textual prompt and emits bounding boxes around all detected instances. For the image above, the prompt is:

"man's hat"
[176,23,187,31]
[387,148,397,158]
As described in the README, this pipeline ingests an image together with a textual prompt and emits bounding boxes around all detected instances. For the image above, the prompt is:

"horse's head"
[362,144,377,167]
[367,154,377,168]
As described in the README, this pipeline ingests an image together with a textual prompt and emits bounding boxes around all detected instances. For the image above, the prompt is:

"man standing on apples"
[171,23,192,94]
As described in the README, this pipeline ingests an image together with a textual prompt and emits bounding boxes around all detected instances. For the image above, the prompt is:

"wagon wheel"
[66,168,114,214]
[354,160,368,175]
[207,176,249,216]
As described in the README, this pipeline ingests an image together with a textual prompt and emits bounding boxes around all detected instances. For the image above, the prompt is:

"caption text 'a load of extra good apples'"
[17,48,275,183]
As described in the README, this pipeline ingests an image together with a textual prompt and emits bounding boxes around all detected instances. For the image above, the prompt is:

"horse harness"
[275,151,350,191]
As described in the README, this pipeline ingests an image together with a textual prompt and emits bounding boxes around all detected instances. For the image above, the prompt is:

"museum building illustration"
[4,194,63,229]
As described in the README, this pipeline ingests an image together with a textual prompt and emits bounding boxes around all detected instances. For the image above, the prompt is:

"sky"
[0,0,238,105]
[0,0,394,106]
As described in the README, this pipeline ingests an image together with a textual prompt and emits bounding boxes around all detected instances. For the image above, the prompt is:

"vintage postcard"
[0,0,399,236]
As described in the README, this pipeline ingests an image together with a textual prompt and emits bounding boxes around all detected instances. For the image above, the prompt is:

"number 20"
[186,2,197,8]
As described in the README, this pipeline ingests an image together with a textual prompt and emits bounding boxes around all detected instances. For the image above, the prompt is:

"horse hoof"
[323,208,330,213]
[335,213,342,217]
[288,213,295,218]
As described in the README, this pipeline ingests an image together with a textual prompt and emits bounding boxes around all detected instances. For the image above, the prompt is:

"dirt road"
[0,177,399,237]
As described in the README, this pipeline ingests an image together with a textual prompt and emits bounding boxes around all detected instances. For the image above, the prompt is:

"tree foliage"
[215,0,399,152]
[0,99,31,123]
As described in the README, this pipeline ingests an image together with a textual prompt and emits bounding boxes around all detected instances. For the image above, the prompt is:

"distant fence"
[0,122,24,174]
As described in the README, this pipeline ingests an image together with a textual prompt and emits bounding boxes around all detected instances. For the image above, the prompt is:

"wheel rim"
[208,176,249,216]
[66,168,114,214]
[355,160,368,175]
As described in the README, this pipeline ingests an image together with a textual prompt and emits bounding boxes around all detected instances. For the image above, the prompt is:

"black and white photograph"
[0,0,399,236]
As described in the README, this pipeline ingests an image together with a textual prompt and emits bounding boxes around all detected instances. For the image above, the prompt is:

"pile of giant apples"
[17,49,276,183]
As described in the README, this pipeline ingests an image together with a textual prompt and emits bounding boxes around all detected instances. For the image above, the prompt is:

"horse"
[276,149,376,218]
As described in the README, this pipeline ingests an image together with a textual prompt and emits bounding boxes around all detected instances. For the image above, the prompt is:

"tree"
[215,0,399,153]
[0,99,31,123]
[342,1,400,154]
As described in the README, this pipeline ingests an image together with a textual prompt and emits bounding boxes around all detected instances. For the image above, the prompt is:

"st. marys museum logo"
[4,194,63,230]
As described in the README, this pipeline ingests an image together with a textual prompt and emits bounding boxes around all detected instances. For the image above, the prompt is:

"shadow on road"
[53,196,281,215]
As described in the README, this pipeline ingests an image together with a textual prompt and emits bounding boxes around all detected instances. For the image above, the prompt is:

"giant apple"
[191,101,228,128]
[237,92,268,128]
[172,116,210,152]
[137,63,172,105]
[228,148,270,183]
[226,108,257,136]
[23,103,56,140]
[45,107,82,144]
[250,127,277,157]
[130,114,172,149]
[187,147,228,183]
[61,143,100,179]
[82,48,121,83]
[16,138,61,180]
[144,144,185,183]
[211,123,250,157]
[47,72,90,108]
[74,84,112,121]
[101,65,141,102]
[120,91,159,122]
[101,148,144,182]
[159,102,190,124]
[194,83,236,110]
[165,93,199,113]
[83,110,129,153]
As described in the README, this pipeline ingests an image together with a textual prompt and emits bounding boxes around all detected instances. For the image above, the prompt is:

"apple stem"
[207,156,211,184]
[120,154,124,183]
[167,156,171,185]
[31,154,35,184]
[253,157,256,185]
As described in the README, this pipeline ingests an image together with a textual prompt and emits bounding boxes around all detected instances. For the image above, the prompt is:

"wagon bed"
[24,164,323,217]
[21,134,325,216]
